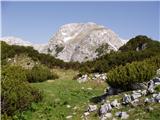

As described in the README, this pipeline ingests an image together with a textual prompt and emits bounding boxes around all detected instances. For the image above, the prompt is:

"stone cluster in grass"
[77,73,107,83]
[82,76,160,120]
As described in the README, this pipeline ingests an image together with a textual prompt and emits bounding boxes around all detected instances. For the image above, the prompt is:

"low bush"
[1,65,43,116]
[107,60,156,90]
[26,65,58,83]
[147,55,160,70]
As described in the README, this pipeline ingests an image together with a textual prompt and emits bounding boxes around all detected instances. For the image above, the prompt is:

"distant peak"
[0,36,32,46]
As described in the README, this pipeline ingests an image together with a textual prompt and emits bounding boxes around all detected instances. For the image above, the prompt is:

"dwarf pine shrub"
[107,60,156,90]
[1,65,43,116]
[26,65,58,83]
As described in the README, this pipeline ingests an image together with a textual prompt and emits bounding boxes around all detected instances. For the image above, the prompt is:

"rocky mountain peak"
[48,22,124,62]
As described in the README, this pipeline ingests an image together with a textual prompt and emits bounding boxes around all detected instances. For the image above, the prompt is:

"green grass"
[15,69,106,120]
[13,68,160,120]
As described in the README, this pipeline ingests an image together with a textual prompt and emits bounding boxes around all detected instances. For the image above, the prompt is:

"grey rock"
[153,77,160,86]
[100,113,113,120]
[122,94,132,104]
[77,74,88,83]
[131,92,142,100]
[144,98,155,103]
[130,99,139,107]
[92,73,107,81]
[104,113,112,118]
[141,90,147,96]
[99,103,112,115]
[154,93,160,102]
[84,112,90,116]
[115,112,129,119]
[111,99,120,108]
[87,104,97,112]
[147,80,155,94]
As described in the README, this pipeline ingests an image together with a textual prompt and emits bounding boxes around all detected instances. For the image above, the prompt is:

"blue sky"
[2,1,160,44]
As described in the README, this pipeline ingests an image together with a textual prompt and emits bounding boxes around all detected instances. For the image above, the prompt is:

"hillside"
[0,41,81,70]
[1,35,160,120]
[6,68,160,120]
[79,35,160,73]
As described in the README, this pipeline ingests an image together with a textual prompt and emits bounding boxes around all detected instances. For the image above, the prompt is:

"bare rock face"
[48,22,124,62]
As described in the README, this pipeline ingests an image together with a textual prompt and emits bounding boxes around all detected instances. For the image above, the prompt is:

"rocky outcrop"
[48,22,124,62]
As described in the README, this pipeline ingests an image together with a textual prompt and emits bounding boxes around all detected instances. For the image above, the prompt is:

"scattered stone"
[141,90,147,96]
[148,80,155,94]
[77,74,88,83]
[99,103,112,115]
[104,113,112,118]
[84,112,90,116]
[100,113,112,120]
[153,93,158,98]
[122,94,132,104]
[115,112,129,119]
[153,77,160,86]
[87,104,97,112]
[92,73,107,81]
[130,99,139,107]
[131,92,142,100]
[144,98,155,103]
[66,115,72,119]
[154,93,160,102]
[100,116,107,120]
[112,118,117,120]
[111,99,120,108]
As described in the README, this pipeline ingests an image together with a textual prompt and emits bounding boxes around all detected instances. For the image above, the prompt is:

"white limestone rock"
[48,22,124,62]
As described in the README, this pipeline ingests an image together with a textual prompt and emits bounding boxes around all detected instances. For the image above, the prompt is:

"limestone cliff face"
[48,22,124,62]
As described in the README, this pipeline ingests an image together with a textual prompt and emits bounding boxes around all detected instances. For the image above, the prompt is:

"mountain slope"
[0,36,32,46]
[119,35,160,52]
[0,36,48,53]
[48,22,124,62]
